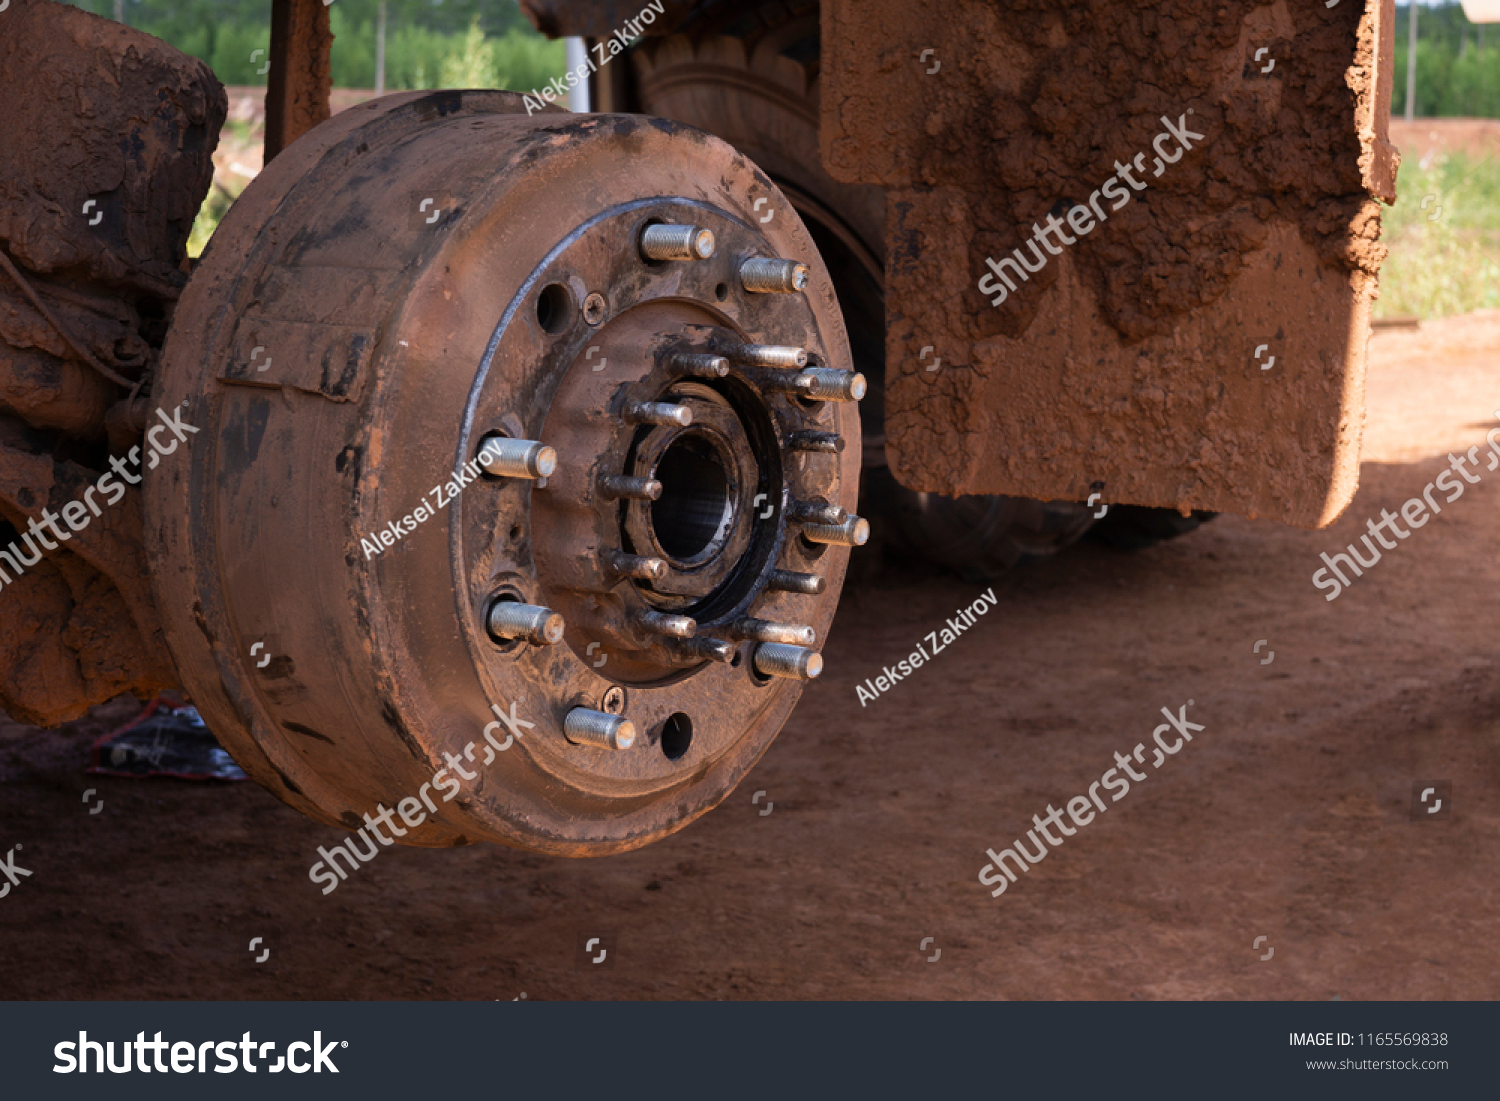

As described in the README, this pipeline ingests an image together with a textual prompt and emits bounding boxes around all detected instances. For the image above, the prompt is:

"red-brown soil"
[1389,117,1500,164]
[2,311,1499,1000]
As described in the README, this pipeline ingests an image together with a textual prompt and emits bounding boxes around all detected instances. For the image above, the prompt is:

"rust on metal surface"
[148,92,860,855]
[822,0,1397,527]
[265,0,334,161]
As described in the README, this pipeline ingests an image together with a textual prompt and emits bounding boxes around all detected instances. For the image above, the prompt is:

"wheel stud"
[740,257,808,294]
[478,435,557,479]
[667,637,738,664]
[625,400,693,427]
[788,500,847,526]
[564,708,636,750]
[798,368,866,402]
[667,352,730,379]
[787,430,844,454]
[635,609,697,638]
[722,342,807,369]
[732,617,816,646]
[606,551,668,581]
[753,642,823,681]
[598,475,662,501]
[487,601,565,646]
[768,569,826,595]
[802,516,870,547]
[757,369,865,402]
[641,224,716,262]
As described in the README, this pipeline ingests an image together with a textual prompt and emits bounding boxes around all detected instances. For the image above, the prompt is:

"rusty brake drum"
[144,92,863,855]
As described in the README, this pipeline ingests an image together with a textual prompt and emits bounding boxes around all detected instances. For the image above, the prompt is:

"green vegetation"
[1394,3,1500,118]
[1377,151,1500,318]
[186,180,241,260]
[1394,43,1500,119]
[62,0,563,92]
[320,12,563,91]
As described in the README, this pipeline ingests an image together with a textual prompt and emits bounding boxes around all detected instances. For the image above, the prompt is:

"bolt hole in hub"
[146,93,863,856]
[660,713,693,760]
[536,282,574,334]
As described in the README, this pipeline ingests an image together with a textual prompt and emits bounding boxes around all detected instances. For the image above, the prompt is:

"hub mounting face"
[146,92,862,855]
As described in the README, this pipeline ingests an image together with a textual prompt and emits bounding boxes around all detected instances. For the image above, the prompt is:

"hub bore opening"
[651,434,734,563]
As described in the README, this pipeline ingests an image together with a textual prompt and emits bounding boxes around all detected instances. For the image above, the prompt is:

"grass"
[187,181,243,259]
[1377,150,1500,319]
[324,15,565,92]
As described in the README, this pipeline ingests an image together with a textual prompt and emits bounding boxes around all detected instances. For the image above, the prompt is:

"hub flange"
[145,92,861,855]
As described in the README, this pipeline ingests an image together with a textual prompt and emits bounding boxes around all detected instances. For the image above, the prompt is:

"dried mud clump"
[0,0,226,724]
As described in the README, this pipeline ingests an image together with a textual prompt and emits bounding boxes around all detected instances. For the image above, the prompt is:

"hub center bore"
[649,432,734,565]
[619,378,772,614]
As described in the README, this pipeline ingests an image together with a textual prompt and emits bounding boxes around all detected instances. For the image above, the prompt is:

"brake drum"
[145,92,863,855]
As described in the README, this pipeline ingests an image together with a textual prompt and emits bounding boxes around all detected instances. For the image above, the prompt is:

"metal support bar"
[265,0,334,163]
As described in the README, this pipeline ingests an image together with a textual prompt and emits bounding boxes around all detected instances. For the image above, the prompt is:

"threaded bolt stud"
[803,516,870,547]
[740,257,808,294]
[564,708,636,750]
[768,569,826,595]
[606,552,668,581]
[726,343,808,369]
[487,601,565,646]
[641,224,715,262]
[668,637,738,665]
[667,353,730,379]
[798,368,866,402]
[787,431,844,454]
[625,401,693,427]
[753,643,823,681]
[598,475,662,501]
[734,618,816,647]
[789,501,848,526]
[635,609,697,638]
[478,435,556,479]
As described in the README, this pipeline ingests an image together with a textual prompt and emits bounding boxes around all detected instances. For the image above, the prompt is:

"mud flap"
[821,0,1397,528]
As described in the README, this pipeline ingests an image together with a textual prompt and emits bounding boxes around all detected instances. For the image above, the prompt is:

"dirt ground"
[3,309,1500,1001]
[1389,117,1500,165]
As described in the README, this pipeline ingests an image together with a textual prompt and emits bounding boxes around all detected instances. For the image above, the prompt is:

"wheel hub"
[146,93,865,855]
